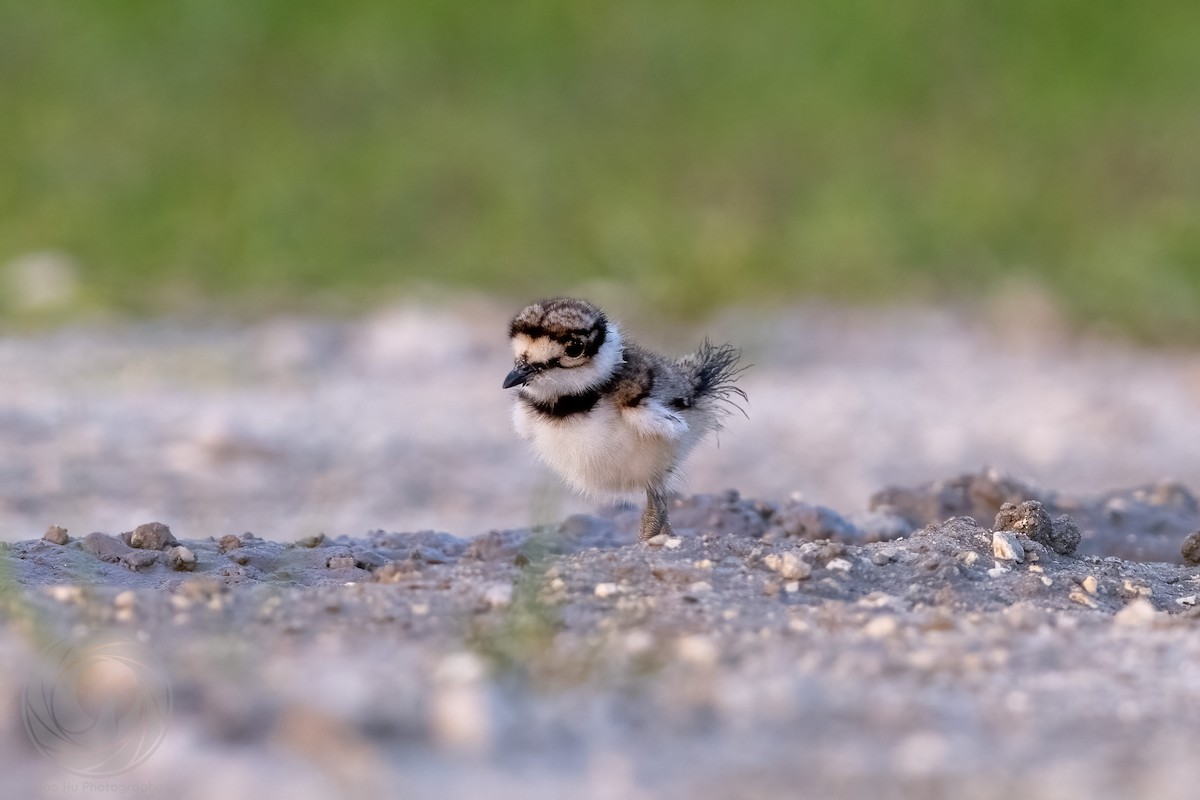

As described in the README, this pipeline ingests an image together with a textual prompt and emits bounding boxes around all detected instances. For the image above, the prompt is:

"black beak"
[502,364,533,389]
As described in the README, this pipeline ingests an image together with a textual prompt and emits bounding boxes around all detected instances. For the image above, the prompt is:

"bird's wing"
[621,398,689,440]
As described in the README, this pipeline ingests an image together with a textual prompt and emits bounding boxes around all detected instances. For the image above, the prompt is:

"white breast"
[513,397,698,495]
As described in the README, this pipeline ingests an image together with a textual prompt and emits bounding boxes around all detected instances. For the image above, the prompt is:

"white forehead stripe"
[511,333,560,363]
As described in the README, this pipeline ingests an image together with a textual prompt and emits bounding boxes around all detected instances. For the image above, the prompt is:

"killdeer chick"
[503,297,746,542]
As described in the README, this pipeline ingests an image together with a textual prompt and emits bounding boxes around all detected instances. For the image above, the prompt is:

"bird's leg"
[639,486,674,542]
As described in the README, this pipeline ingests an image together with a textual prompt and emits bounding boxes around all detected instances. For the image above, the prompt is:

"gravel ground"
[3,302,1200,799]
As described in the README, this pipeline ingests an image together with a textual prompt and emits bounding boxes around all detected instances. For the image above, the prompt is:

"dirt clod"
[130,521,178,550]
[994,500,1052,539]
[81,531,133,562]
[1048,515,1083,556]
[1182,530,1200,565]
[218,534,243,553]
[42,525,68,545]
[992,500,1081,557]
[326,554,356,570]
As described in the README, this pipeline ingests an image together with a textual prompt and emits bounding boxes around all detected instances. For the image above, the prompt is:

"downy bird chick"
[503,297,746,542]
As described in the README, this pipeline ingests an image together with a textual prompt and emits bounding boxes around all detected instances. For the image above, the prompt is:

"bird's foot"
[639,488,673,543]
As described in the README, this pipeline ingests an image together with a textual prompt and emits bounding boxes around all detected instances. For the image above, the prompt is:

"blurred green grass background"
[2,1,1199,338]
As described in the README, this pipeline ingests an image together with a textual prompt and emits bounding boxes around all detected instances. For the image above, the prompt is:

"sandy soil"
[3,303,1200,799]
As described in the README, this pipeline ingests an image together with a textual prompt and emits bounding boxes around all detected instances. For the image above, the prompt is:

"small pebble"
[594,582,620,599]
[992,531,1025,563]
[644,534,670,547]
[1181,530,1200,566]
[675,635,718,666]
[1114,598,1159,626]
[217,534,243,553]
[45,585,82,604]
[177,575,224,602]
[165,546,197,571]
[122,551,159,571]
[296,533,326,548]
[374,561,414,583]
[430,652,492,753]
[416,546,449,564]
[1122,580,1152,599]
[1081,575,1099,594]
[762,552,812,581]
[664,537,683,550]
[1175,595,1197,607]
[826,557,853,573]
[326,555,356,570]
[1069,590,1098,609]
[481,583,513,608]
[864,615,898,639]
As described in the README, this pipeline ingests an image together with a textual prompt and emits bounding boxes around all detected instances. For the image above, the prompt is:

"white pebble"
[992,531,1024,563]
[675,635,719,666]
[430,653,492,753]
[481,583,513,609]
[46,585,82,604]
[864,615,898,639]
[1115,598,1159,626]
[1069,590,1098,609]
[594,582,620,599]
[763,552,812,580]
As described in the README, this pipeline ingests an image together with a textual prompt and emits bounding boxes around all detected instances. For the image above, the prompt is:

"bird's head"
[504,298,622,399]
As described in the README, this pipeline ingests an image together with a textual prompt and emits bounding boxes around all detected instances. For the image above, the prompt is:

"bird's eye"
[564,341,585,358]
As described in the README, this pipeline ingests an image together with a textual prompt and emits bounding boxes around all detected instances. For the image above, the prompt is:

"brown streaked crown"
[509,298,609,356]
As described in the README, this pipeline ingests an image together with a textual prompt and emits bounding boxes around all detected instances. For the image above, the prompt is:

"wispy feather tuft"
[686,339,749,417]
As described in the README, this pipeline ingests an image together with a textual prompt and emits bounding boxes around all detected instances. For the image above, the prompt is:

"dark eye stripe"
[584,323,607,357]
